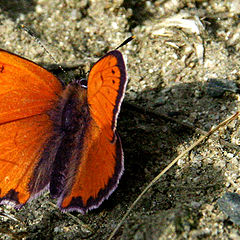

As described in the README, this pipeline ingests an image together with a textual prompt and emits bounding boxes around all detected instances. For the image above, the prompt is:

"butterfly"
[0,46,127,213]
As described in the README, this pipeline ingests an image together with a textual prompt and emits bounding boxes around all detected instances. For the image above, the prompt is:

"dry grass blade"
[108,111,239,240]
[0,212,20,223]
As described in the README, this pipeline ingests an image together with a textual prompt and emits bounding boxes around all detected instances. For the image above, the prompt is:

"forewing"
[87,50,127,141]
[0,49,62,124]
[0,49,62,206]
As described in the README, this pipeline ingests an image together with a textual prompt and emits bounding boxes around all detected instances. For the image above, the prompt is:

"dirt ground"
[0,0,240,239]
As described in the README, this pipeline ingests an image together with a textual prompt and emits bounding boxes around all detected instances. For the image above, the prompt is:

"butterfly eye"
[79,78,87,89]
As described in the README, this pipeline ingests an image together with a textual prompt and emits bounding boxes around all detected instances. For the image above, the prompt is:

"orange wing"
[58,50,127,213]
[0,114,55,205]
[0,50,62,206]
[87,50,127,141]
[0,50,62,124]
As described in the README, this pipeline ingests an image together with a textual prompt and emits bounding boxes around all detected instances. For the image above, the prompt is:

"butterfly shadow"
[95,78,238,238]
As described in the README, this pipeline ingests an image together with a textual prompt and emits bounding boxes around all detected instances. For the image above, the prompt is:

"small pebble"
[217,192,240,225]
[154,97,166,106]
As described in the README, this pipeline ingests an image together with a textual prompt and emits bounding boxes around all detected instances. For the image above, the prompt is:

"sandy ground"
[0,0,240,239]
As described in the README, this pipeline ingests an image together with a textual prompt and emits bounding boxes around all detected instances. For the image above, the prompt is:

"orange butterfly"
[0,48,127,213]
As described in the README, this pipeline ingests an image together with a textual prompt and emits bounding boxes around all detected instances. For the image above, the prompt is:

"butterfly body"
[0,49,126,213]
[29,83,90,198]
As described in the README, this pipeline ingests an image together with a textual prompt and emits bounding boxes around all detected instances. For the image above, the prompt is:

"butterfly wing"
[0,50,62,123]
[87,50,127,141]
[0,50,62,206]
[59,50,127,212]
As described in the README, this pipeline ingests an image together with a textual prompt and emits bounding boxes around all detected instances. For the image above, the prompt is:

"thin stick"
[108,111,239,240]
[0,211,21,223]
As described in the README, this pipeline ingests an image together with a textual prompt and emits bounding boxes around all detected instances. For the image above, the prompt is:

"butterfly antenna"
[115,36,135,50]
[20,24,71,84]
